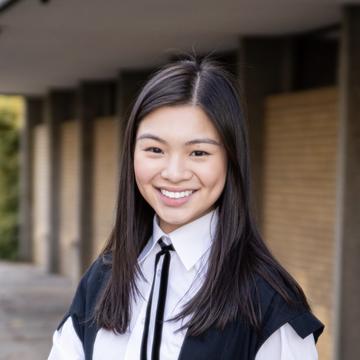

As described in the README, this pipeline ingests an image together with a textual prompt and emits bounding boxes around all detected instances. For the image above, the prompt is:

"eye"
[144,147,163,154]
[191,150,210,157]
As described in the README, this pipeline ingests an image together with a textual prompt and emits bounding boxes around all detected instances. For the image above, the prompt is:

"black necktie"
[140,238,175,360]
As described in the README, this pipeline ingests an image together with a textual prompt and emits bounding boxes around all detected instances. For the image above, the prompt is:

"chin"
[159,212,193,227]
[174,213,199,224]
[162,215,189,226]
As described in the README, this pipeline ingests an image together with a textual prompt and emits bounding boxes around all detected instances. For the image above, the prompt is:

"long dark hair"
[95,54,310,336]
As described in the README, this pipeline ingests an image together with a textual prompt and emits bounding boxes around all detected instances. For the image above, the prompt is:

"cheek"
[134,152,159,185]
[199,155,227,190]
[134,156,148,187]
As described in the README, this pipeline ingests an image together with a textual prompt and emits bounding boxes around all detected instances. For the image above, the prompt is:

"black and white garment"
[48,209,324,360]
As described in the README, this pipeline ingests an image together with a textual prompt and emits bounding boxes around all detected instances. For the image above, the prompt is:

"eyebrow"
[136,133,221,146]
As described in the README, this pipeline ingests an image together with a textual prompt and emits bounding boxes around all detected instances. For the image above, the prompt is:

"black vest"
[57,256,324,359]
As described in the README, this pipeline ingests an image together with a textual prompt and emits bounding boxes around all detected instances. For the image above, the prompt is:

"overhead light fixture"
[0,0,12,6]
[0,0,50,14]
[0,0,21,13]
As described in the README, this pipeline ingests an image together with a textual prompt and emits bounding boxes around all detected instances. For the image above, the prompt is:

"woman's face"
[134,105,227,233]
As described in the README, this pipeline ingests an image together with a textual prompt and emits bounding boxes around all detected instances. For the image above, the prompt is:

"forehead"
[137,105,220,139]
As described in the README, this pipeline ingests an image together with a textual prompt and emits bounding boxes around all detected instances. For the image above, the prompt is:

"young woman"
[48,55,324,360]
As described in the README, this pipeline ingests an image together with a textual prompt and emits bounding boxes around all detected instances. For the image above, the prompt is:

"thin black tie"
[140,238,175,360]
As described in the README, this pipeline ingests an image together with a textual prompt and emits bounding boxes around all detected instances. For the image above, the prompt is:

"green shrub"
[0,110,19,259]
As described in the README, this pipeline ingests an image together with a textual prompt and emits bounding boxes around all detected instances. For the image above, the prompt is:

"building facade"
[0,1,359,359]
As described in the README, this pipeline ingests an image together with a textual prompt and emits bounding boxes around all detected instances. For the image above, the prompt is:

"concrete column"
[19,97,43,261]
[45,90,76,273]
[77,81,116,273]
[335,6,360,359]
[238,37,294,229]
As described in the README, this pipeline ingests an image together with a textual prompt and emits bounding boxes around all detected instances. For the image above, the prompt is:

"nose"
[160,155,192,182]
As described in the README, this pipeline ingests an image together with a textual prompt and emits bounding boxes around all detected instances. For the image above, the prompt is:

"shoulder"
[84,252,112,289]
[73,253,111,306]
[253,274,324,350]
[56,253,112,337]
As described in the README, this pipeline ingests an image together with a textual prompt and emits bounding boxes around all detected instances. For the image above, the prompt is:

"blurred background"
[0,0,359,359]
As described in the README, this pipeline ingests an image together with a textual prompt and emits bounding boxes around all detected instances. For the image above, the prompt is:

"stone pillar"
[335,6,360,360]
[19,97,43,261]
[45,90,76,273]
[238,37,294,229]
[77,81,116,273]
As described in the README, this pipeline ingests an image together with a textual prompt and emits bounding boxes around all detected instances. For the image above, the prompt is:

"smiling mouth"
[156,187,198,199]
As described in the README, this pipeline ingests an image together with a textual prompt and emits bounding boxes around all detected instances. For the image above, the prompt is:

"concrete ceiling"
[0,0,355,95]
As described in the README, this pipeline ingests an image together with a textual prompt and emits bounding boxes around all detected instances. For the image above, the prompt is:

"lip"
[155,187,197,207]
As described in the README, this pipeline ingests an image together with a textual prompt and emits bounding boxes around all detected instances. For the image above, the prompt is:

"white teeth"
[160,189,194,199]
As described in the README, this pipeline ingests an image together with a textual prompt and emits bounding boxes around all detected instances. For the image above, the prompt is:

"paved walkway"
[0,261,74,360]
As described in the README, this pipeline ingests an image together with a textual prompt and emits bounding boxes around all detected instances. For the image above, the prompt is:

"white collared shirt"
[48,208,318,359]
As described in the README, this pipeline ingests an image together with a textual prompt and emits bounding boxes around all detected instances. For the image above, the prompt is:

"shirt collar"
[139,208,219,271]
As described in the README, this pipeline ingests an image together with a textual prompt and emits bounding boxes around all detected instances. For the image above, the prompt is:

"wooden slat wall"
[92,117,118,259]
[263,87,338,360]
[32,124,50,269]
[59,121,79,279]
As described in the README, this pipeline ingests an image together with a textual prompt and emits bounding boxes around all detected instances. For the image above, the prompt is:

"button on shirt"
[48,208,318,359]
